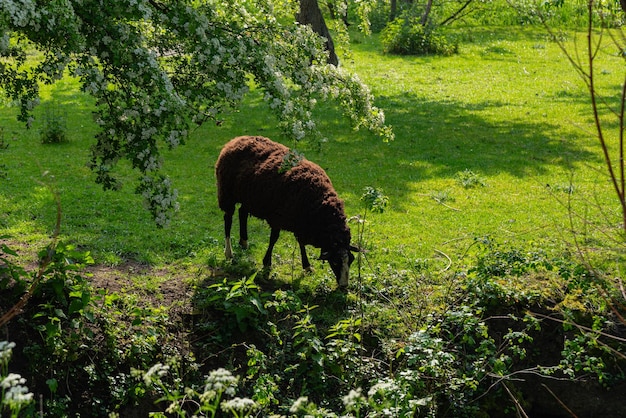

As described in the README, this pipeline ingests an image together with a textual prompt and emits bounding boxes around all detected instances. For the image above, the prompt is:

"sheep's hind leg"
[224,211,234,259]
[238,206,249,249]
[262,228,280,268]
[298,241,313,273]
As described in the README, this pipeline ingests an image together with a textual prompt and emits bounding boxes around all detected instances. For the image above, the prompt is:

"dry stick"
[604,293,626,326]
[586,9,626,235]
[501,381,530,418]
[433,249,452,272]
[475,367,579,406]
[431,196,460,212]
[439,0,475,26]
[0,257,50,327]
[613,30,626,224]
[542,1,626,235]
[541,383,579,418]
[531,312,626,344]
[531,312,626,361]
[416,193,461,212]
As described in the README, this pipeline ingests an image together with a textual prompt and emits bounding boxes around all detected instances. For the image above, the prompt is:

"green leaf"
[250,297,267,315]
[46,378,59,394]
[68,298,85,315]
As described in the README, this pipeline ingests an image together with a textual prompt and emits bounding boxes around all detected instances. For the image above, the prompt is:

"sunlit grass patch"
[0,26,622,278]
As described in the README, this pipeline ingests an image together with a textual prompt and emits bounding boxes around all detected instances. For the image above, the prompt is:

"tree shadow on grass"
[395,93,593,175]
[306,86,600,216]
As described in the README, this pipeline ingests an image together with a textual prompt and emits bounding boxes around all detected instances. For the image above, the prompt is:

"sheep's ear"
[349,245,362,253]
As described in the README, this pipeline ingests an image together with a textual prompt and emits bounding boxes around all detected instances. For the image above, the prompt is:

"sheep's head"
[320,246,357,288]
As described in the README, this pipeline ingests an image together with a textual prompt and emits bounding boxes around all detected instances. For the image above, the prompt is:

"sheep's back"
[216,136,348,248]
[216,136,286,211]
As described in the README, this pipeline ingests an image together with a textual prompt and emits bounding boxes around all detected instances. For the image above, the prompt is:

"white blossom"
[142,363,169,387]
[342,388,365,408]
[0,342,15,363]
[221,397,257,413]
[1,0,393,227]
[203,368,238,396]
[3,384,34,407]
[368,379,399,397]
[1,373,25,389]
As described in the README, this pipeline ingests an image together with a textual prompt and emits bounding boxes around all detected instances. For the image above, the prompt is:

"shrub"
[456,169,486,189]
[366,0,391,33]
[40,108,68,144]
[381,15,457,56]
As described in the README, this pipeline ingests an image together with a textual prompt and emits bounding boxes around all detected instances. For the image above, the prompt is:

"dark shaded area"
[482,307,626,418]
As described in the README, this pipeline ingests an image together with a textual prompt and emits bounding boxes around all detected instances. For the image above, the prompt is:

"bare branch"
[541,384,579,418]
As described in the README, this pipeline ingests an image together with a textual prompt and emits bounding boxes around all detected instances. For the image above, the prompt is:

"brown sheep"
[215,135,356,287]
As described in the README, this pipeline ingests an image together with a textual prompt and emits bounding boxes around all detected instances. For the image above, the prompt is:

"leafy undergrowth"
[2,236,625,417]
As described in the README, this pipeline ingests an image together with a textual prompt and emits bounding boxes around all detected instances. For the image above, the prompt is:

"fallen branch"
[541,383,579,418]
[502,381,530,418]
[530,312,626,361]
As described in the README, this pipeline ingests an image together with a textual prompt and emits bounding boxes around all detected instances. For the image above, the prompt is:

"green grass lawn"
[2,25,626,417]
[2,26,619,273]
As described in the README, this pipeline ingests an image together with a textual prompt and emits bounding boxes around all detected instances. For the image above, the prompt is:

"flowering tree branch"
[0,0,393,226]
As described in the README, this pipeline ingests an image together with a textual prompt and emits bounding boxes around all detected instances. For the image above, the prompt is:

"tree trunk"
[420,0,434,26]
[297,0,339,66]
[390,0,397,21]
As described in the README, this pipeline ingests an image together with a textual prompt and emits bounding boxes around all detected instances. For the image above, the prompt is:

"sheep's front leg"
[224,211,234,259]
[299,241,313,273]
[263,228,280,268]
[239,206,249,249]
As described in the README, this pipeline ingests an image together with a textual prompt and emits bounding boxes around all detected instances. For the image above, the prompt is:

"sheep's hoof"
[303,266,314,274]
[239,239,248,249]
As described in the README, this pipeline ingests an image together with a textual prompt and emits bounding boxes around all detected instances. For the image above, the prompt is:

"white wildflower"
[289,396,309,413]
[3,383,34,408]
[367,379,398,397]
[221,397,257,413]
[292,120,305,140]
[0,342,15,363]
[204,368,238,396]
[142,363,169,387]
[1,373,25,389]
[342,388,365,409]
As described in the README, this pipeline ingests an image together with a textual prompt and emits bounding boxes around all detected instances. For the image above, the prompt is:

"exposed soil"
[0,242,203,416]
[86,261,196,315]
